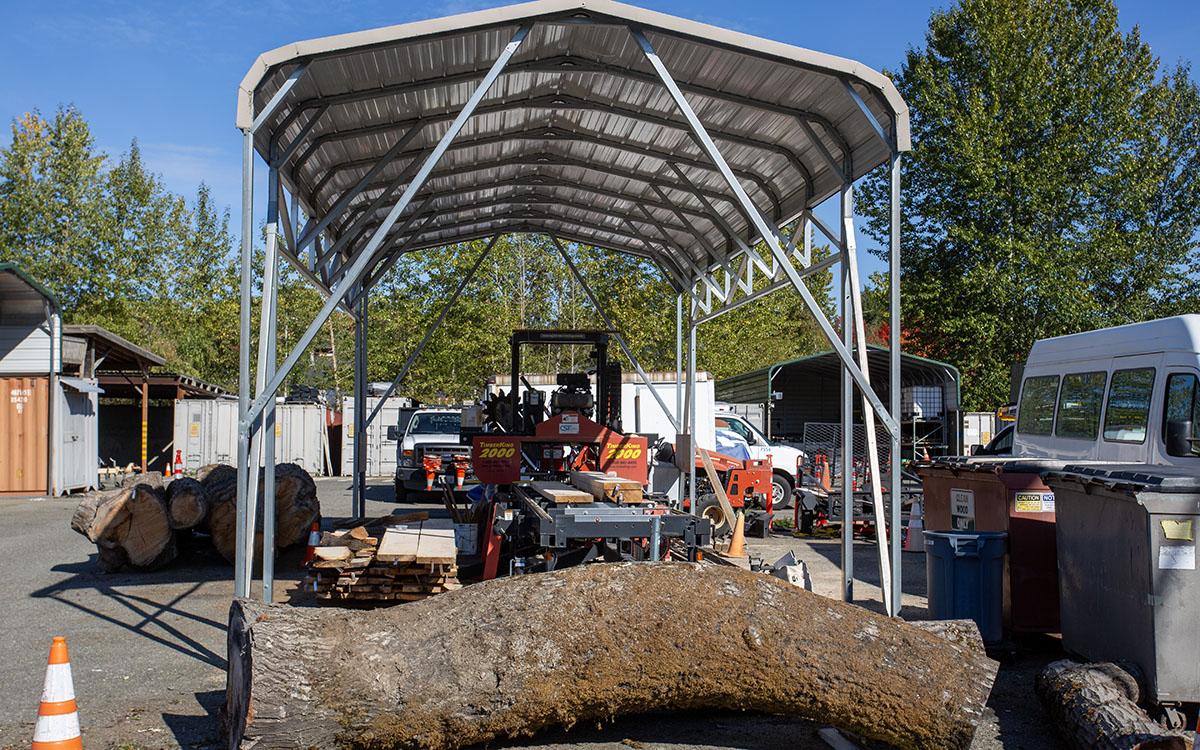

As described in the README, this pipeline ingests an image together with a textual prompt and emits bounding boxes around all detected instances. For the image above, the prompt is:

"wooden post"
[140,377,149,473]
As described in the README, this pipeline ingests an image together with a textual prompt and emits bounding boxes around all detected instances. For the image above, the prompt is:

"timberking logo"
[604,444,642,460]
[477,441,516,459]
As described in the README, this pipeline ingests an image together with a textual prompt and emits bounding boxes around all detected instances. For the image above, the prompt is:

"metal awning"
[233,0,910,615]
[60,376,104,395]
[237,0,908,288]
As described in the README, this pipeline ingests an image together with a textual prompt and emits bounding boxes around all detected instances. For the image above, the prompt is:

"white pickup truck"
[386,408,465,501]
[714,412,806,508]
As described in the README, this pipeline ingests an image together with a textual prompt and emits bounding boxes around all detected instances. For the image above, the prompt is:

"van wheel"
[696,494,733,537]
[771,472,794,510]
[394,479,409,503]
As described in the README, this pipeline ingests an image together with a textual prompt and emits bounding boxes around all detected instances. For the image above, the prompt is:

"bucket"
[453,523,479,556]
[924,530,1007,643]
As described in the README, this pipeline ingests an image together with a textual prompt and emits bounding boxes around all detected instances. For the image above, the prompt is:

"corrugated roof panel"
[240,0,907,286]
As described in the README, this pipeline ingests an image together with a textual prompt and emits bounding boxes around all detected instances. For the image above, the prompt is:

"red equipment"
[472,412,648,485]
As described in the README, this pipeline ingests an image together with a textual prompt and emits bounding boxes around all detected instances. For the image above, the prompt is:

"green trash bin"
[924,530,1008,643]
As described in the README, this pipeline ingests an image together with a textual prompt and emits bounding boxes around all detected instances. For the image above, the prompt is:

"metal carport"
[715,346,963,456]
[234,0,909,613]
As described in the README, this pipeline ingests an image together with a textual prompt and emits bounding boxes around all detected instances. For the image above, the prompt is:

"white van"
[1013,315,1200,467]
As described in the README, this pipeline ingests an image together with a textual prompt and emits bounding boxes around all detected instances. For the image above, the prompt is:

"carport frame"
[233,2,907,616]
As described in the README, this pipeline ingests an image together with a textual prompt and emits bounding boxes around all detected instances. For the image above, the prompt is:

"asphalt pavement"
[0,479,1060,749]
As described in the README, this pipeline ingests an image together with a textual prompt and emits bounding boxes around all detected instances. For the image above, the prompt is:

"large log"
[1035,660,1190,750]
[70,484,175,570]
[165,477,208,530]
[226,562,997,750]
[202,463,320,563]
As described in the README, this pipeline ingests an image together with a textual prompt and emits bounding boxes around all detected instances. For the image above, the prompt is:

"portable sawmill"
[462,330,773,577]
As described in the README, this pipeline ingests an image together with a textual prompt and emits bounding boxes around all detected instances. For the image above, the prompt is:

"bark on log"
[165,477,208,530]
[122,471,164,490]
[226,562,997,750]
[71,487,132,543]
[1035,660,1189,750]
[202,463,320,563]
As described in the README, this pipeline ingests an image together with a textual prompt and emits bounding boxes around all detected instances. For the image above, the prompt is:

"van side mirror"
[969,444,982,456]
[386,425,400,441]
[1165,419,1198,457]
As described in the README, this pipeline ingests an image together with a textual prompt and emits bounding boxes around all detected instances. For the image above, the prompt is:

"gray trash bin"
[1047,465,1200,705]
[924,530,1007,643]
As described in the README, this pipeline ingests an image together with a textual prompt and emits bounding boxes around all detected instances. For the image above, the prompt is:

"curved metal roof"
[238,0,908,282]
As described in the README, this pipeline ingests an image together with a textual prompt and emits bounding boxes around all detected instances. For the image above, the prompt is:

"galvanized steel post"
[235,128,254,600]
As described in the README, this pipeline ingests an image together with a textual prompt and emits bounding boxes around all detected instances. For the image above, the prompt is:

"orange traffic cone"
[174,449,184,477]
[726,511,747,557]
[921,446,931,462]
[903,500,925,551]
[302,522,321,564]
[32,636,82,750]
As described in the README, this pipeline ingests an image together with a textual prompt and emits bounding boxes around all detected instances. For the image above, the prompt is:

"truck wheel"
[771,472,794,510]
[394,479,409,503]
[696,494,733,537]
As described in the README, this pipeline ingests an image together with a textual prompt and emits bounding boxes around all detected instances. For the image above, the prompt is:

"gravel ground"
[0,479,1061,749]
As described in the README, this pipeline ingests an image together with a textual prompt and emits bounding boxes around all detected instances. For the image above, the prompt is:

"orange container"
[0,375,49,495]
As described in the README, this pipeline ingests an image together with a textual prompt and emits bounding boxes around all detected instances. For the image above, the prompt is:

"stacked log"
[71,462,319,572]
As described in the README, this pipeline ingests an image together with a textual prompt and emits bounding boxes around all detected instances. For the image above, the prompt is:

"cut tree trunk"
[165,477,208,530]
[70,483,175,570]
[1035,660,1189,750]
[202,463,320,564]
[226,562,997,750]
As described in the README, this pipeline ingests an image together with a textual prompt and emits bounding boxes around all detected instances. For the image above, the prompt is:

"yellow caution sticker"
[1014,492,1054,513]
[1161,519,1194,542]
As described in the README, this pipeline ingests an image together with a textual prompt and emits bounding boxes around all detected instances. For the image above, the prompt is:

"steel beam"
[364,235,499,428]
[332,196,437,289]
[551,235,680,434]
[675,293,684,504]
[842,80,890,151]
[842,181,893,615]
[241,24,531,430]
[693,251,842,325]
[235,129,255,599]
[668,164,773,279]
[633,26,899,439]
[840,262,854,602]
[352,300,368,518]
[251,65,308,134]
[888,151,903,617]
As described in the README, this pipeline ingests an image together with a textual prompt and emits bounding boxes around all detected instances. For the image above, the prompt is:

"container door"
[341,397,354,476]
[376,399,400,478]
[58,386,94,492]
[0,376,49,494]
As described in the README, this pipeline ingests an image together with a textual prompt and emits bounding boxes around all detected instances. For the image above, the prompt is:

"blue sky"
[1,0,1197,260]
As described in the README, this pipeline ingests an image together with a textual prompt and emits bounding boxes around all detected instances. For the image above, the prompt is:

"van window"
[1055,372,1107,439]
[1164,374,1200,456]
[1017,375,1060,435]
[1103,368,1156,443]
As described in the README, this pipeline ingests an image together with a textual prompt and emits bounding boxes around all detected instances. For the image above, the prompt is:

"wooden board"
[375,527,420,563]
[530,481,593,504]
[568,471,645,504]
[415,528,457,565]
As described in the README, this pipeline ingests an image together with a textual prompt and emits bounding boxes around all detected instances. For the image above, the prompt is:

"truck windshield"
[409,413,460,435]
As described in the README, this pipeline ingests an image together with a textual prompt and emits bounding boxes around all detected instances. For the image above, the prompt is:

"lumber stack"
[70,462,319,572]
[309,519,460,603]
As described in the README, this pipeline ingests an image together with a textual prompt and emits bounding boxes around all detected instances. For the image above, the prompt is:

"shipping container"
[342,396,407,476]
[174,399,330,475]
[0,376,49,494]
[961,412,997,454]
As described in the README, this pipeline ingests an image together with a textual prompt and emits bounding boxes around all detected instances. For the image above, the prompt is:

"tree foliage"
[860,0,1200,410]
[0,106,835,403]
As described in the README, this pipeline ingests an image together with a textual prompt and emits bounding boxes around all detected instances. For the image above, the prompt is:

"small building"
[0,264,100,495]
[714,347,963,459]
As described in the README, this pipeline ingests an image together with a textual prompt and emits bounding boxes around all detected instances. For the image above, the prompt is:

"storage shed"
[0,264,100,496]
[715,346,962,458]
